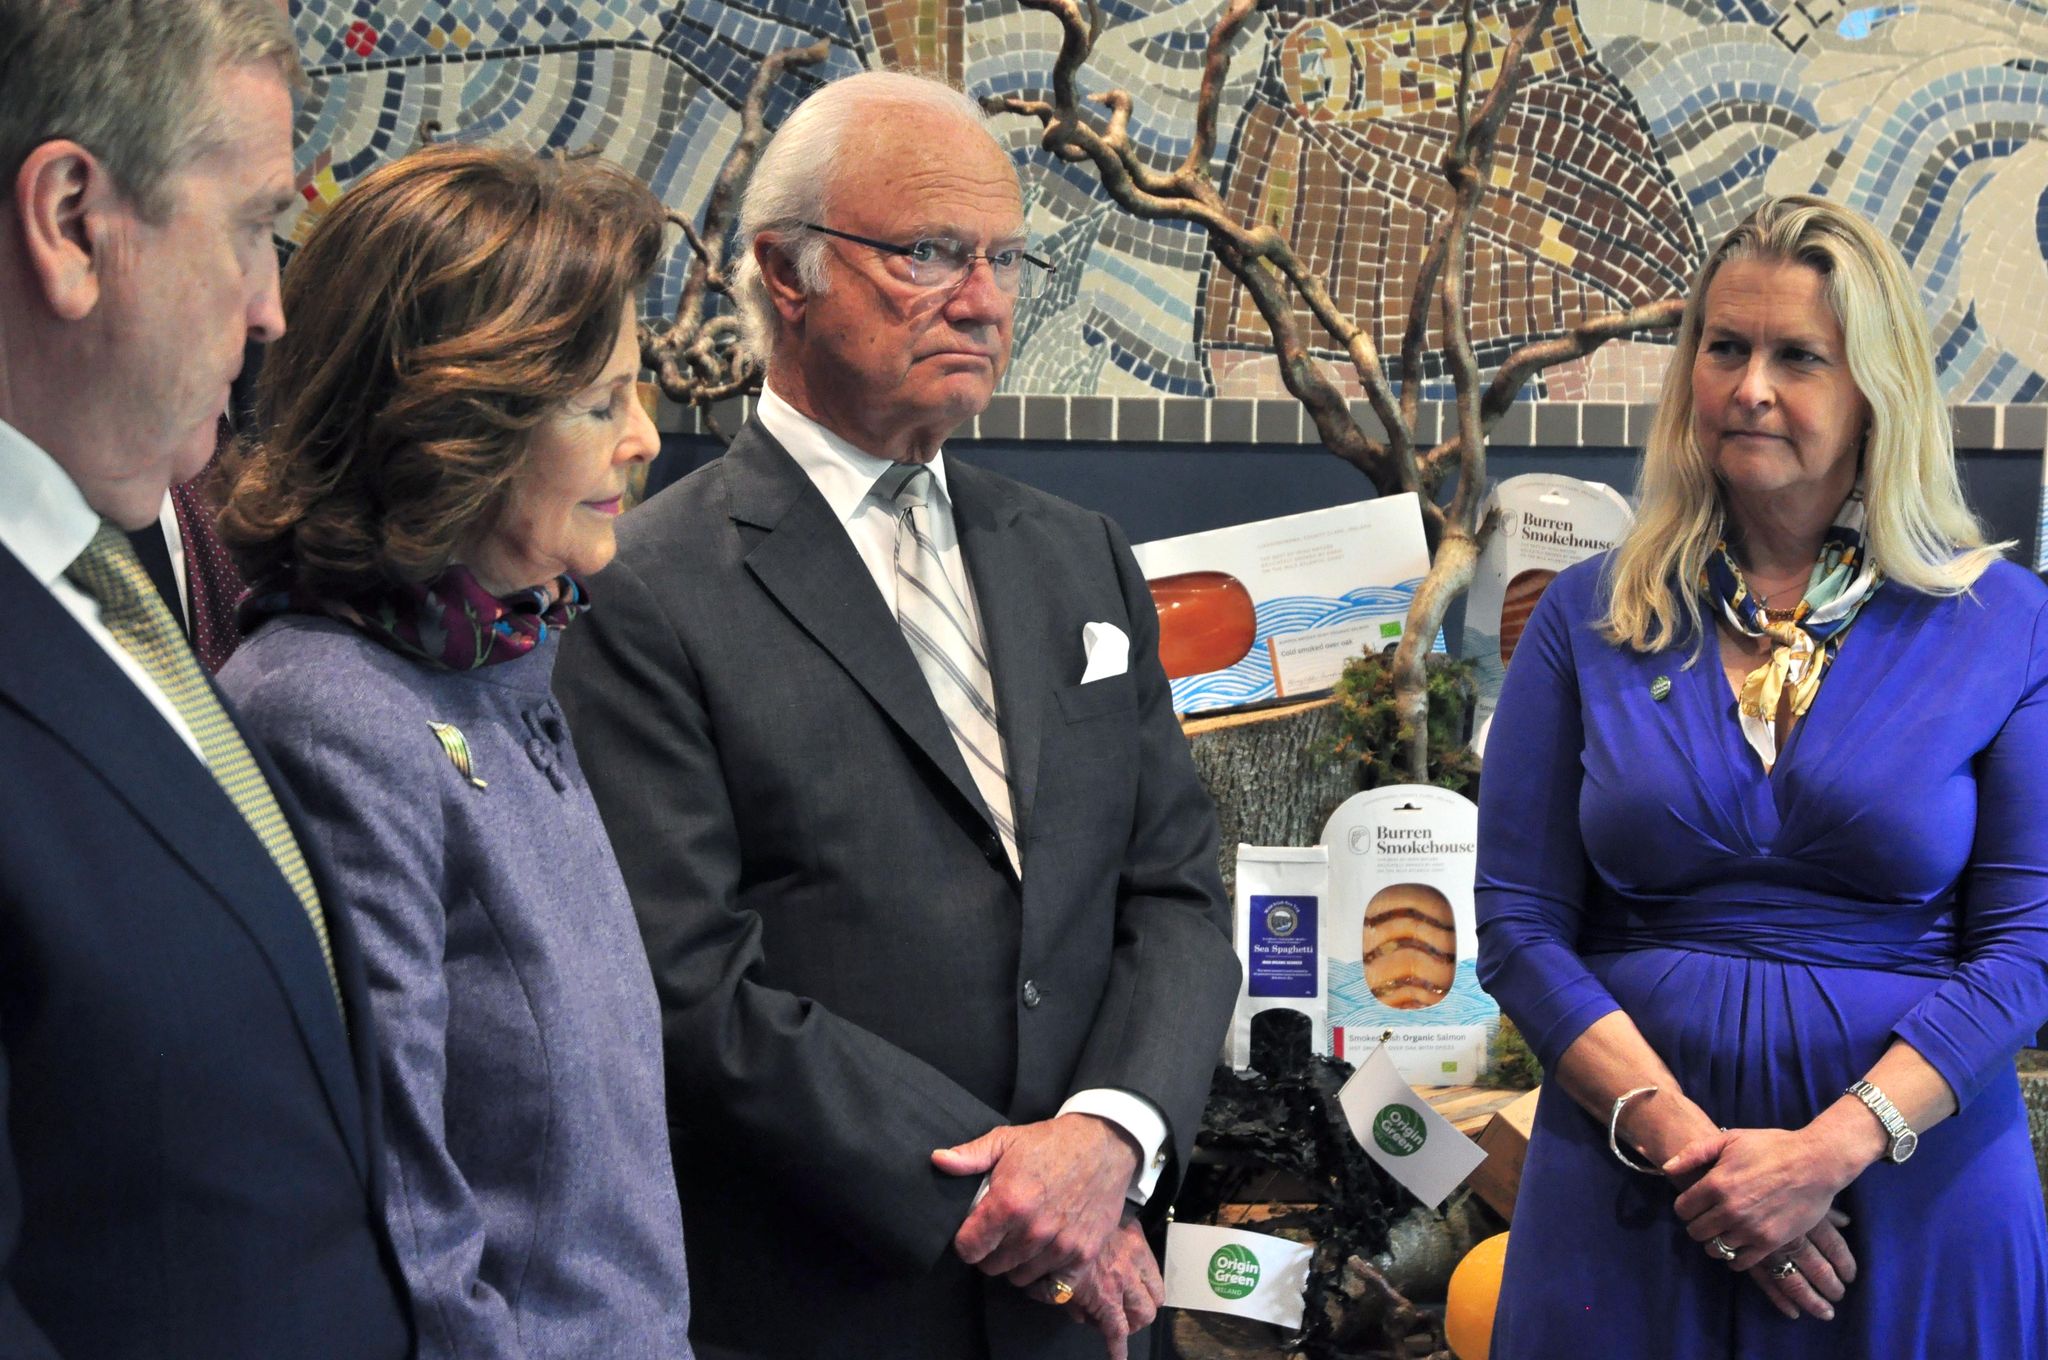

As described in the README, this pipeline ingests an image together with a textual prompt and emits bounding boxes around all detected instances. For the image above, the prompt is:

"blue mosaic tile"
[280,0,2047,407]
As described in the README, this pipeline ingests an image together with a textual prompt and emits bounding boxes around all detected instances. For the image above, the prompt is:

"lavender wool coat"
[221,615,692,1360]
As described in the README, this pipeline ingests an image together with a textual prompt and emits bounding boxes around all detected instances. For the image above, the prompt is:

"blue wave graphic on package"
[1327,959,1500,1027]
[1168,580,1425,711]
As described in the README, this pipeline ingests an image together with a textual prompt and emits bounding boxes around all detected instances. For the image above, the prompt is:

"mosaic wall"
[288,0,2048,408]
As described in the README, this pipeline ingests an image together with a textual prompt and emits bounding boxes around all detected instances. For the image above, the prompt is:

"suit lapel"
[949,460,1053,845]
[0,547,370,1180]
[725,423,997,838]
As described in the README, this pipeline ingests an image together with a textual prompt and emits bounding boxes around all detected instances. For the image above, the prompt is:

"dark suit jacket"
[0,543,410,1359]
[555,421,1240,1360]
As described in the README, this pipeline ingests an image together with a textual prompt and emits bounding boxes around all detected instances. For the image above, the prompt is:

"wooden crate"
[1464,1086,1543,1219]
[1423,1083,1529,1138]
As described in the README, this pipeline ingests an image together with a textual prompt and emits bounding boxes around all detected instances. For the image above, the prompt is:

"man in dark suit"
[556,71,1240,1360]
[0,3,410,1355]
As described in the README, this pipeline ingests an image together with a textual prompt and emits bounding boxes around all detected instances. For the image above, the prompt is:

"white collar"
[0,416,101,586]
[755,385,954,524]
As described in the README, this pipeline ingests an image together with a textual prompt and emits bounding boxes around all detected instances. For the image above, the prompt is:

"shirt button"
[1021,980,1042,1008]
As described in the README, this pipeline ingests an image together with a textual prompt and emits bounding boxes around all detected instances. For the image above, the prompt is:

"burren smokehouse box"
[1465,474,1632,753]
[1131,495,1430,716]
[1319,785,1495,1086]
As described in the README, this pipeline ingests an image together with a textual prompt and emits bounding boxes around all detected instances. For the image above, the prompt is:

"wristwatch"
[1845,1080,1918,1163]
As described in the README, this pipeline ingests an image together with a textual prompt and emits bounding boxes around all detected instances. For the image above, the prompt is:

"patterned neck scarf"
[241,564,587,671]
[1701,486,1881,768]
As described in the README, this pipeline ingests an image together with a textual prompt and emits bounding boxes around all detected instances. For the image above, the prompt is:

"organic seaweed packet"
[1227,845,1329,1070]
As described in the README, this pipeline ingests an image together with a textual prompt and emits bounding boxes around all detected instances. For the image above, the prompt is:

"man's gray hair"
[0,0,304,222]
[730,70,1011,363]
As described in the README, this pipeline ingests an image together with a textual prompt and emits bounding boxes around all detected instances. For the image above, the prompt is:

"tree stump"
[1185,698,1360,899]
[2018,1054,2048,1204]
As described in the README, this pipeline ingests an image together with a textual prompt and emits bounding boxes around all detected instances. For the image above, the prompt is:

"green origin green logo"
[1208,1243,1261,1300]
[1372,1104,1427,1157]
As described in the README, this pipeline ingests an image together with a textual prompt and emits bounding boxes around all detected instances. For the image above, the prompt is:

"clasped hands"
[933,1114,1160,1359]
[1662,1125,1862,1322]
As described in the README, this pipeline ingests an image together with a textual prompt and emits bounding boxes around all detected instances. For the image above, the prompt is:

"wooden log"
[2020,1064,2048,1203]
[1185,698,1360,898]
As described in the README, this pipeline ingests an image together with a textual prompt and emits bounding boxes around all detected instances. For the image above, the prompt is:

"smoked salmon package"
[1319,785,1494,1086]
[1131,495,1430,716]
[1463,474,1632,753]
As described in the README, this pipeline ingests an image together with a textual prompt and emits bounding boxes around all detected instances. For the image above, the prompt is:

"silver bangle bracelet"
[1609,1085,1665,1175]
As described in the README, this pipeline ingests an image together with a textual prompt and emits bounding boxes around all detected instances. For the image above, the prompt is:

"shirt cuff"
[1059,1088,1170,1205]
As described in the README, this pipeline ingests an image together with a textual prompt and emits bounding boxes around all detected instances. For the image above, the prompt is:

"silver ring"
[1710,1236,1738,1261]
[1769,1259,1800,1280]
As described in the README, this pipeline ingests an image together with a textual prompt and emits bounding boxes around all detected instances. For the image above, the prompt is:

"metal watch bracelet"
[1845,1079,1919,1163]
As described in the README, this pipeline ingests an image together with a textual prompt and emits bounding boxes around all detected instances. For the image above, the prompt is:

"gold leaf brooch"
[428,720,487,789]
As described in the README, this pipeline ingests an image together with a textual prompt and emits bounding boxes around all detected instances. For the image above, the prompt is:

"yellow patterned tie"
[66,523,344,1016]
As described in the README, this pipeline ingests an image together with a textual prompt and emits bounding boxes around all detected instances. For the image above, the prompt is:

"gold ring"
[1048,1278,1075,1306]
[1710,1236,1738,1261]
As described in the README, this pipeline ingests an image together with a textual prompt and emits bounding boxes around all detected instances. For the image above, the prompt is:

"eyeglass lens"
[906,240,1045,299]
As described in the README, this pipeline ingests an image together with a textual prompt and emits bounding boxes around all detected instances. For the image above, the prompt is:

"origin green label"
[1208,1243,1261,1300]
[1372,1103,1427,1157]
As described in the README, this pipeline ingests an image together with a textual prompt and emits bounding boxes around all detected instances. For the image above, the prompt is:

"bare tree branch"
[643,38,831,417]
[1479,295,1687,423]
[1184,0,1259,179]
[989,0,1686,777]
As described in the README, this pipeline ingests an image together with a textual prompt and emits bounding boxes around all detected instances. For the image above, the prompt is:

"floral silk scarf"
[1700,486,1881,768]
[241,565,587,671]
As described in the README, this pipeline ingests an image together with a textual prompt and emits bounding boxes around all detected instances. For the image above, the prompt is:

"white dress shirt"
[0,417,203,760]
[157,490,191,626]
[755,387,1172,1202]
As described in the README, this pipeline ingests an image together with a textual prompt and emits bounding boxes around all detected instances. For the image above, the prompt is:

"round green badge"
[1208,1243,1262,1300]
[1372,1103,1427,1157]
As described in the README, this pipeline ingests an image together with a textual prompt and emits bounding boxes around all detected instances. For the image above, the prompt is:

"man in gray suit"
[556,70,1239,1360]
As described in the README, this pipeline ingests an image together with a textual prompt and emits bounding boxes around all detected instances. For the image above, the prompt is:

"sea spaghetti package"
[1464,474,1632,753]
[1228,845,1329,1070]
[1320,785,1493,1086]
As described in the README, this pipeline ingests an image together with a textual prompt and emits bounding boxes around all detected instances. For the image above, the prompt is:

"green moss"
[1485,1015,1543,1089]
[1326,650,1482,795]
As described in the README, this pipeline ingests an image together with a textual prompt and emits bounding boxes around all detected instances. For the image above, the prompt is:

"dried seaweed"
[1177,1012,1436,1357]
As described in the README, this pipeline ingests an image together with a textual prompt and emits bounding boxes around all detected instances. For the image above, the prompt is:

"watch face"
[1892,1130,1918,1163]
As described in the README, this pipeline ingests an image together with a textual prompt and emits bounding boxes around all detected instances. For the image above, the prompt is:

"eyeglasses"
[798,222,1055,300]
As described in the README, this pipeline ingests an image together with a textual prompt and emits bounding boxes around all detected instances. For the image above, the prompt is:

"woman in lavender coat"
[215,146,691,1359]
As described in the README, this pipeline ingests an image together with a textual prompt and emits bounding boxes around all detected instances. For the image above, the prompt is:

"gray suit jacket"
[555,421,1238,1360]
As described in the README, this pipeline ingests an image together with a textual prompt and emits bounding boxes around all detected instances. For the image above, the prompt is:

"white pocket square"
[1079,621,1129,683]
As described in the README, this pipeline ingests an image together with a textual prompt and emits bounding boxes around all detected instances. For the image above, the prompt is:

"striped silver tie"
[877,464,1019,875]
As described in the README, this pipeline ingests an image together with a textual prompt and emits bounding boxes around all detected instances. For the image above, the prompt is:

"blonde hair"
[1600,193,2005,652]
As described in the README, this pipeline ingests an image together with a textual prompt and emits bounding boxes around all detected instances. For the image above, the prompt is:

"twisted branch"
[990,0,1692,774]
[643,38,831,414]
[991,0,1687,775]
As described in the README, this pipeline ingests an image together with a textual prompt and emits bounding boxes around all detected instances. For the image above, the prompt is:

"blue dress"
[1475,556,2048,1358]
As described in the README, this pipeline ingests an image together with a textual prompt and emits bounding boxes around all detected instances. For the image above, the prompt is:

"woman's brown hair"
[218,143,667,597]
